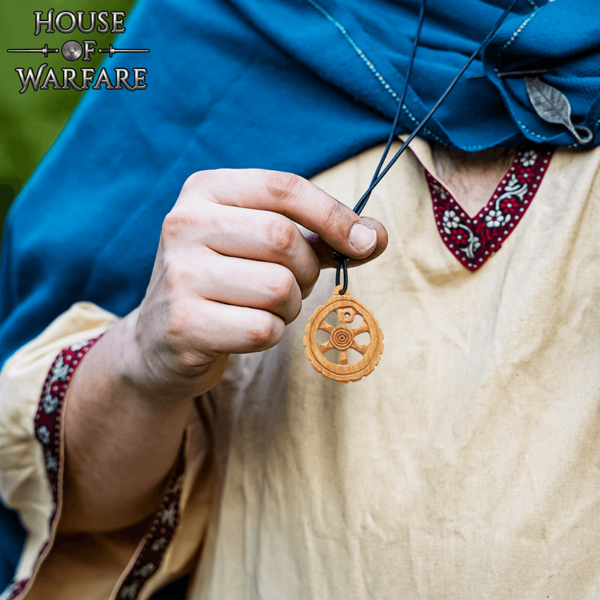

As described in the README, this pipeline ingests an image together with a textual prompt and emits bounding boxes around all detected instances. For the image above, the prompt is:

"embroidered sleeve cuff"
[1,303,213,600]
[0,303,117,598]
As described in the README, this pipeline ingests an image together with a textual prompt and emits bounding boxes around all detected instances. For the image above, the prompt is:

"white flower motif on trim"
[134,563,156,578]
[45,451,58,471]
[118,582,139,599]
[160,502,177,528]
[37,425,50,444]
[69,339,89,352]
[520,150,538,167]
[431,182,448,200]
[42,391,59,414]
[151,537,168,552]
[167,473,184,496]
[442,210,460,234]
[485,209,511,228]
[50,355,69,383]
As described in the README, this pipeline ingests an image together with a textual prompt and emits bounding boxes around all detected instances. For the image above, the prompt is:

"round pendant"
[304,286,384,383]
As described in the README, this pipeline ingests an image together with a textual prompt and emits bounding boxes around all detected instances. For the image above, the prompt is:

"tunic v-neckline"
[424,146,553,271]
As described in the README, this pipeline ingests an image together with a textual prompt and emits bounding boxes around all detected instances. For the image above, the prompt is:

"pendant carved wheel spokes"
[304,286,384,383]
[316,308,371,366]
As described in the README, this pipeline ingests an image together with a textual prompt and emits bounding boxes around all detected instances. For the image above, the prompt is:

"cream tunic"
[1,138,599,600]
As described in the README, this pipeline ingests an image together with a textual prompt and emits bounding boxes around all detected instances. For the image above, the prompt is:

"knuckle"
[182,169,214,193]
[163,261,194,292]
[264,171,304,203]
[268,269,296,304]
[248,313,281,348]
[164,306,190,352]
[264,217,298,255]
[162,211,191,239]
[320,200,345,233]
[164,302,208,366]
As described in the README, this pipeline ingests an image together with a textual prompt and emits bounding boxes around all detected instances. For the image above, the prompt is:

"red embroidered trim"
[4,335,186,600]
[4,336,102,600]
[426,146,553,271]
[115,445,185,599]
[1,581,26,600]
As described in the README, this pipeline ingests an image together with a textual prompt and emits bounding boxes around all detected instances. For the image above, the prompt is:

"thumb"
[306,216,388,269]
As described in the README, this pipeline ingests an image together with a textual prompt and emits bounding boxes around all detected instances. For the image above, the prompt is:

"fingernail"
[349,222,377,253]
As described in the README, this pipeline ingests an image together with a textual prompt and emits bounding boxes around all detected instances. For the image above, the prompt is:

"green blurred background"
[0,0,136,238]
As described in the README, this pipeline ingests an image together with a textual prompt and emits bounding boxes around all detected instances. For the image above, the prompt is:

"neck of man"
[431,145,515,218]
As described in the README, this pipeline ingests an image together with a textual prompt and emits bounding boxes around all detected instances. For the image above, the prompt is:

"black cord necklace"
[306,0,518,383]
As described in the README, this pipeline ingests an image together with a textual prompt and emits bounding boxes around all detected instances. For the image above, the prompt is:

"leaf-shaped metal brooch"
[525,77,592,145]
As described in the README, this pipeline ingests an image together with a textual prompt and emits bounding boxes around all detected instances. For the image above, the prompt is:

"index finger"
[182,169,385,260]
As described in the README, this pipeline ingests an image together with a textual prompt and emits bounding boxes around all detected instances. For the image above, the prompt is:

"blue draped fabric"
[1,0,599,591]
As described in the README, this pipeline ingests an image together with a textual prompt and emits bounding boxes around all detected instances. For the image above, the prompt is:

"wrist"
[115,307,227,406]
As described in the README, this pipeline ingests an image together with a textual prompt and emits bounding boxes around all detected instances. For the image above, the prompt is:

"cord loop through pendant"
[334,251,349,295]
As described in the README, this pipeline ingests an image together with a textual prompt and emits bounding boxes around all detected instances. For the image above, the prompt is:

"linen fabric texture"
[1,139,599,599]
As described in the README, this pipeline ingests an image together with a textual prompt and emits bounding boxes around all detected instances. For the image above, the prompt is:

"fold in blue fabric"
[0,0,599,589]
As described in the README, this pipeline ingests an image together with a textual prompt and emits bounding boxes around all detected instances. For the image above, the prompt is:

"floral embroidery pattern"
[115,445,185,600]
[3,335,186,600]
[2,336,102,600]
[426,146,553,270]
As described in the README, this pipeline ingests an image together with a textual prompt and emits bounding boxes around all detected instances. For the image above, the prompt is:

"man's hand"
[125,169,388,404]
[61,169,387,533]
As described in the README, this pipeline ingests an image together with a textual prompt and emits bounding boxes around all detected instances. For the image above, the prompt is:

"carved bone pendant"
[304,286,384,383]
